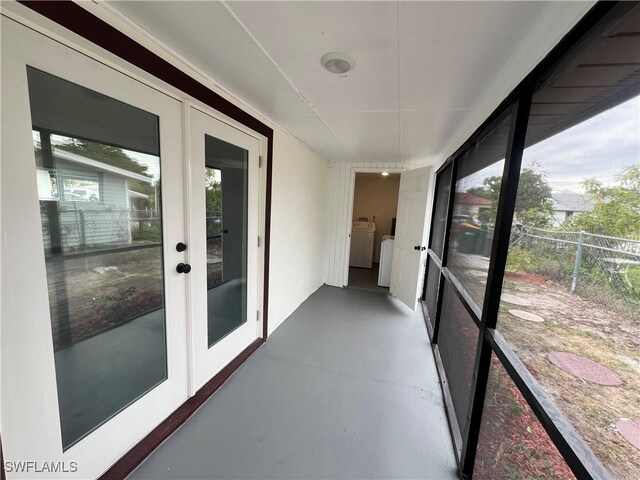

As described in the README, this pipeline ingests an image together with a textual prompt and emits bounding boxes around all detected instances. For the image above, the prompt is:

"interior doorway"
[347,172,401,293]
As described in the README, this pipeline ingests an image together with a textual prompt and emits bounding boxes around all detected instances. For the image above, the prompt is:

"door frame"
[1,4,274,478]
[343,167,406,287]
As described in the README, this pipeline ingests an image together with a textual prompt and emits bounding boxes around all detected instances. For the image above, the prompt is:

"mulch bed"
[474,357,576,479]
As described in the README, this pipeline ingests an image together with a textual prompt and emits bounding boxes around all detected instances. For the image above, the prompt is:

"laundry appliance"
[349,221,376,268]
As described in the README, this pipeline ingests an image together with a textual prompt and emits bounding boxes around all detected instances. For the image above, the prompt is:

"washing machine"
[349,221,376,268]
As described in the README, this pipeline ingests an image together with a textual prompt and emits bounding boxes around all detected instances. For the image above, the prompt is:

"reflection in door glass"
[28,68,167,449]
[205,135,248,347]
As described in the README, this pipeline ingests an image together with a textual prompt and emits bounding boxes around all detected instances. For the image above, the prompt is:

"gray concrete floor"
[348,264,390,294]
[129,285,458,480]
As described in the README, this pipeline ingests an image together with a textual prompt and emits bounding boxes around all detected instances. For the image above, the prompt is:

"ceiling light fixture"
[321,52,355,75]
[381,171,389,176]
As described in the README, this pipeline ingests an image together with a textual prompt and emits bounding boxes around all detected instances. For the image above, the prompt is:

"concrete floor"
[348,264,390,294]
[129,286,457,480]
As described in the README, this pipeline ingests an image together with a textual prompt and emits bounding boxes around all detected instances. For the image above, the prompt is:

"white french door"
[390,166,433,310]
[1,16,264,479]
[187,107,261,392]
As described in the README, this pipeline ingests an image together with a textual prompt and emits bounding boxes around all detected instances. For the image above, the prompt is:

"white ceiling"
[107,1,592,164]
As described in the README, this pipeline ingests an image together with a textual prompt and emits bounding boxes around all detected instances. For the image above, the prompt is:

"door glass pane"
[28,68,167,449]
[205,135,248,347]
[447,113,511,311]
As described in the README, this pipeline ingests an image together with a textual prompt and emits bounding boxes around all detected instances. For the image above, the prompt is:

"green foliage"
[566,165,640,239]
[56,139,150,176]
[467,163,554,227]
[133,225,162,242]
[506,247,534,273]
[205,168,222,236]
[627,266,640,297]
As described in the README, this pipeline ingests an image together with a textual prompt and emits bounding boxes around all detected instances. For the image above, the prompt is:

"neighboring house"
[454,192,493,221]
[36,146,153,251]
[551,192,594,226]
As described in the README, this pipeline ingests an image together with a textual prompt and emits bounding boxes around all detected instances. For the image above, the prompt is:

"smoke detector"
[321,52,355,75]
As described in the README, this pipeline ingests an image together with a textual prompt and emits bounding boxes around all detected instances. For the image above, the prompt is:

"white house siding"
[267,129,330,334]
[41,161,134,251]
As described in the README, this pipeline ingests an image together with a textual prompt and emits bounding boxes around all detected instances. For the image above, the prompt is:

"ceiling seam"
[220,0,353,160]
[397,1,404,164]
[91,2,331,163]
[93,0,330,164]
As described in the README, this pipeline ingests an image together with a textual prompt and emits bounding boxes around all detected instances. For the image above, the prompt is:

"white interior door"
[188,107,261,392]
[390,166,433,310]
[1,18,189,478]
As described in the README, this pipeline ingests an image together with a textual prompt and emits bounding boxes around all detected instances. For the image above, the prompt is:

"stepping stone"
[616,419,640,450]
[509,309,544,323]
[501,293,530,306]
[548,351,623,386]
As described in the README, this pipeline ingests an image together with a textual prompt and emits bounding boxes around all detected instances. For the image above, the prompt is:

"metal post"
[571,231,585,294]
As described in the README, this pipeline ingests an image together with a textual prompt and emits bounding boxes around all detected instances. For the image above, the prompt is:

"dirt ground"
[498,273,640,480]
[47,247,164,349]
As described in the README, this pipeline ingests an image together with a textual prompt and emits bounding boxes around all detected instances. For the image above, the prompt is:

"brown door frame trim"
[13,1,274,477]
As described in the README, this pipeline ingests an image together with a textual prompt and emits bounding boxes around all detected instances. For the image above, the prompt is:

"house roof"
[455,192,492,206]
[552,192,594,213]
[49,147,153,184]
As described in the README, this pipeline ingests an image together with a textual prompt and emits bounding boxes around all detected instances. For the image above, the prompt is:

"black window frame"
[421,2,634,479]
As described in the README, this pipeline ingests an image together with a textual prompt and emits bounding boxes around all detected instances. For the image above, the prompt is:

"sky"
[524,95,640,193]
[460,95,640,193]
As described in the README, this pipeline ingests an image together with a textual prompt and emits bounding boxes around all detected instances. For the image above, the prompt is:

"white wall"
[268,129,330,334]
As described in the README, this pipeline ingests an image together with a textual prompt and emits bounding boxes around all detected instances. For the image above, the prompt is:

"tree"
[467,163,554,227]
[566,165,640,239]
[205,168,222,236]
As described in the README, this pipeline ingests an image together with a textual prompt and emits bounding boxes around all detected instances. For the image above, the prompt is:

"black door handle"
[414,245,420,250]
[176,263,191,274]
[223,229,229,234]
[421,246,426,251]
[176,242,187,252]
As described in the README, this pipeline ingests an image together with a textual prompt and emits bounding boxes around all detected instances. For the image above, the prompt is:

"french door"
[187,108,261,392]
[1,16,262,478]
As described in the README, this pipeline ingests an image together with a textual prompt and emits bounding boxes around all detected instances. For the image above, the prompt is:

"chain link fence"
[508,225,640,320]
[41,206,161,252]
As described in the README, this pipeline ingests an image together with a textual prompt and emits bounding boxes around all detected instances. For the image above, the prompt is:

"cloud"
[523,95,640,192]
[458,95,639,193]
